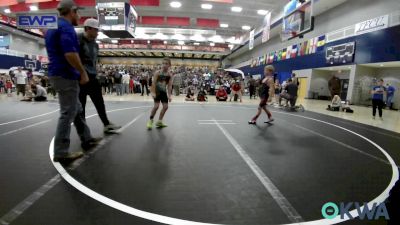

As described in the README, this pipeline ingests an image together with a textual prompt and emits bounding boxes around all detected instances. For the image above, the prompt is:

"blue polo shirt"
[45,17,80,80]
[372,86,386,100]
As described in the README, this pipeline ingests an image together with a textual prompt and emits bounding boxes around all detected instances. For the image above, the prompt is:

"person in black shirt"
[78,18,121,134]
[279,78,298,108]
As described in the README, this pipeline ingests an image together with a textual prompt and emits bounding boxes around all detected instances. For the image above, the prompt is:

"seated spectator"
[197,87,208,102]
[21,84,47,102]
[327,95,341,111]
[185,86,195,101]
[216,86,228,101]
[229,80,242,102]
[279,78,298,108]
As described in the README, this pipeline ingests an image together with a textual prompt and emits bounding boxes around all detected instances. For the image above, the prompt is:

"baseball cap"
[57,0,84,11]
[84,18,100,29]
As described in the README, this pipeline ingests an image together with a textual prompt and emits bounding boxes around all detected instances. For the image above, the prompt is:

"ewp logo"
[322,202,389,220]
[17,14,58,29]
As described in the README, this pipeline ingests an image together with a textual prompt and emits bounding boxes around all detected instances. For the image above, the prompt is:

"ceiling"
[1,0,286,37]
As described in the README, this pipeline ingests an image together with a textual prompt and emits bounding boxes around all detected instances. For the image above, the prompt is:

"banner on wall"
[355,15,388,35]
[261,11,272,43]
[249,29,255,50]
[0,32,10,49]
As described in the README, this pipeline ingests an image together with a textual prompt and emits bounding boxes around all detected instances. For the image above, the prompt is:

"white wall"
[226,0,400,67]
[309,70,351,98]
[9,33,46,56]
[351,66,377,105]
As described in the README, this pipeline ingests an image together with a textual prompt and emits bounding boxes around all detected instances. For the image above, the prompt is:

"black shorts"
[259,96,268,107]
[154,91,168,103]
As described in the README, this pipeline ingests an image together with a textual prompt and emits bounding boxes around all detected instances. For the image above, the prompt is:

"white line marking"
[0,106,147,225]
[198,123,237,125]
[291,123,392,166]
[212,119,304,223]
[3,104,395,225]
[49,105,399,225]
[0,120,52,137]
[0,109,59,126]
[197,120,233,122]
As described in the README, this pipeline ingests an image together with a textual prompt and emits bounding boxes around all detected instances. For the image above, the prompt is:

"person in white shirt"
[21,84,47,102]
[122,73,130,95]
[15,67,27,96]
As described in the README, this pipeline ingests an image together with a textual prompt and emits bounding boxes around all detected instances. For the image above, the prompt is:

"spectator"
[386,83,396,110]
[6,78,13,96]
[279,78,298,108]
[172,72,182,96]
[21,84,47,102]
[140,74,149,96]
[129,76,134,94]
[185,86,195,101]
[216,86,228,101]
[371,79,386,120]
[122,72,130,95]
[197,87,207,102]
[327,95,341,111]
[114,71,122,96]
[229,80,242,102]
[328,75,341,99]
[15,67,27,97]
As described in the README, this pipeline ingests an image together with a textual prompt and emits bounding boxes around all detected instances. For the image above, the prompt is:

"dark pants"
[17,84,26,96]
[79,79,110,126]
[50,76,92,156]
[372,99,384,117]
[249,85,255,99]
[34,96,47,102]
[141,83,149,96]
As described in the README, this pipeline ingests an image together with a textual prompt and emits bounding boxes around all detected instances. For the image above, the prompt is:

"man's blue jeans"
[50,76,92,157]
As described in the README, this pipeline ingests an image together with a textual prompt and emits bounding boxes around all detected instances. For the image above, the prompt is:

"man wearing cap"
[78,18,121,134]
[45,0,102,162]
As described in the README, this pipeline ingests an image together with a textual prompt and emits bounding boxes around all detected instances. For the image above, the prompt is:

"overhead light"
[147,40,151,44]
[172,33,186,40]
[257,10,269,15]
[131,40,134,43]
[4,9,10,14]
[220,23,229,28]
[201,4,212,9]
[210,42,215,46]
[193,42,200,45]
[190,34,205,42]
[153,32,168,40]
[29,5,38,11]
[170,1,182,8]
[164,40,168,44]
[209,35,224,43]
[231,6,242,12]
[111,40,118,44]
[96,41,101,44]
[242,25,251,30]
[178,40,185,45]
[228,44,234,49]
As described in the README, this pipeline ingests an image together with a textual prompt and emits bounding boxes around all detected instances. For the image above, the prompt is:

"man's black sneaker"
[53,151,84,162]
[81,137,103,151]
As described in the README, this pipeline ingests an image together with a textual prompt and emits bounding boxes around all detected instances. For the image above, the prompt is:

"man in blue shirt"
[371,79,386,120]
[46,0,101,162]
[386,83,396,110]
